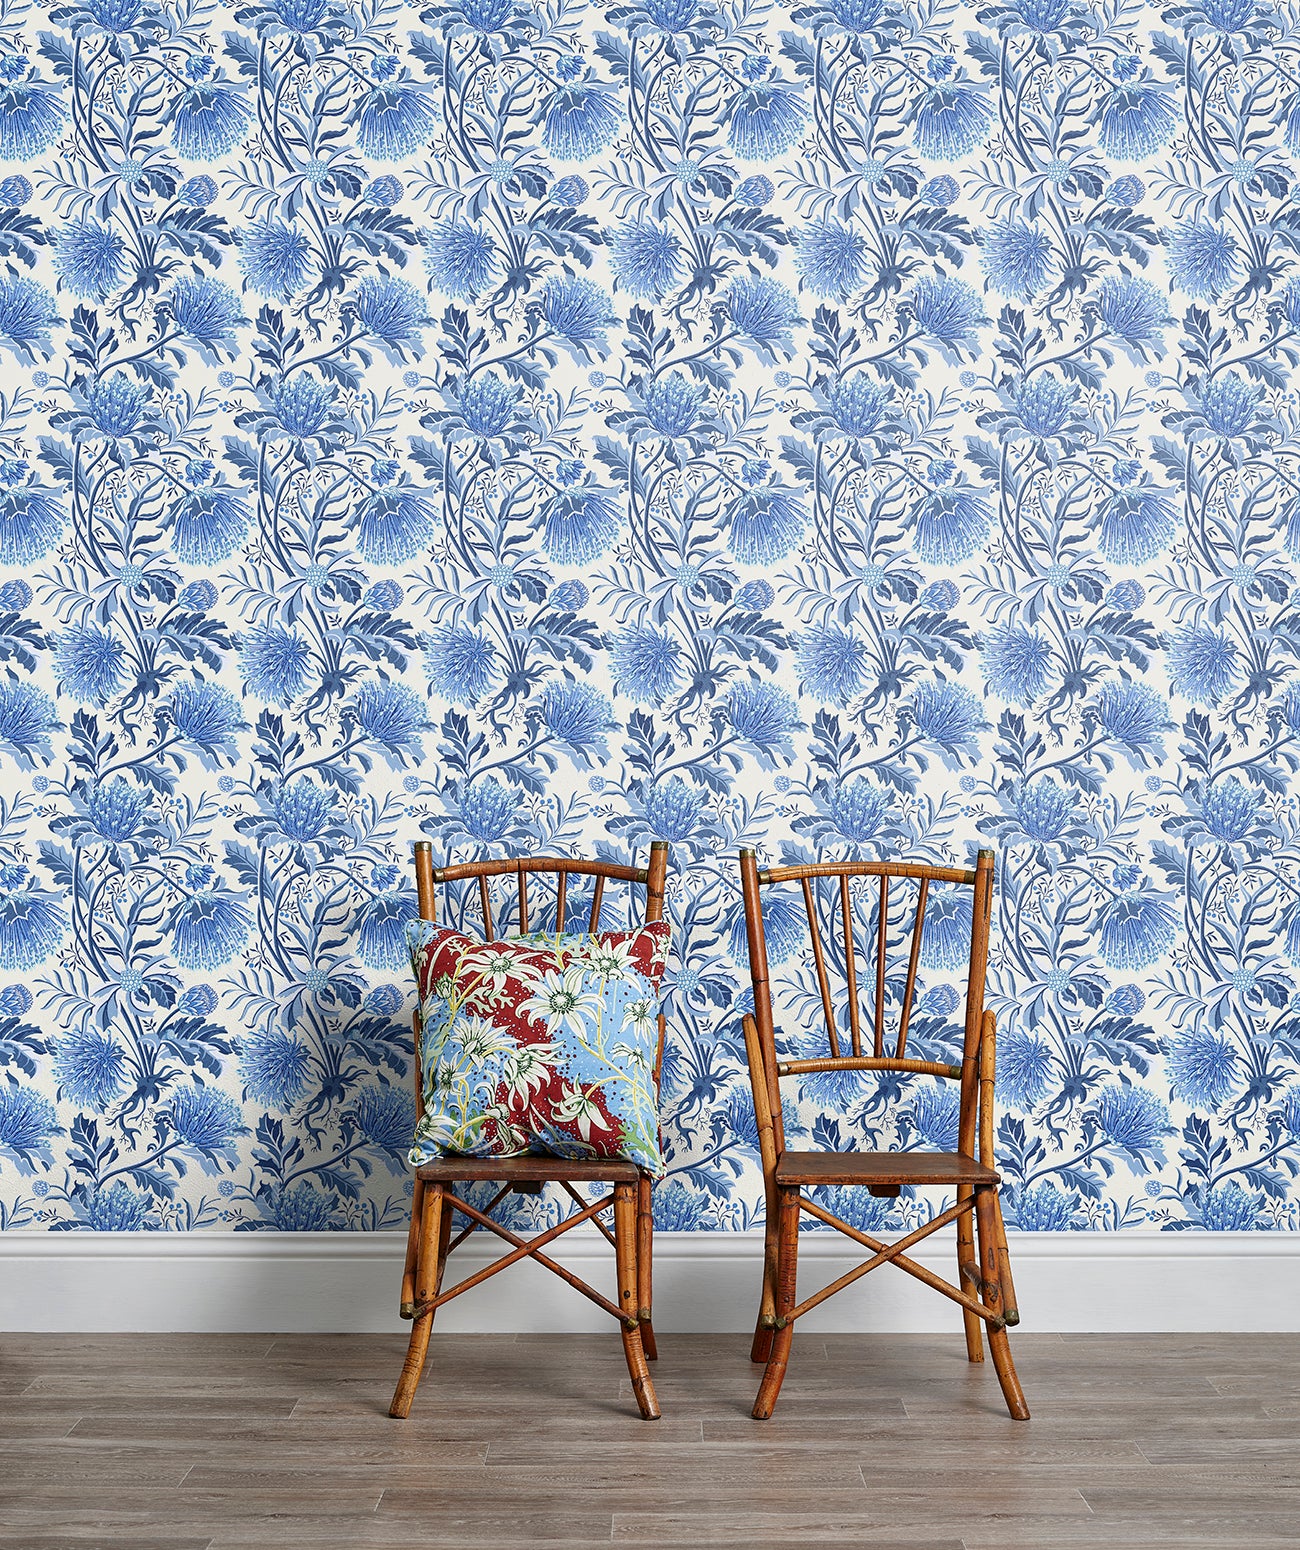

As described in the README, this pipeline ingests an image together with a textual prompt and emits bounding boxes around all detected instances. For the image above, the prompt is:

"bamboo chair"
[389,840,670,1422]
[738,846,1029,1421]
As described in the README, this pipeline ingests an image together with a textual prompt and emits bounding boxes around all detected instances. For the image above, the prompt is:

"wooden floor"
[1,1331,1297,1547]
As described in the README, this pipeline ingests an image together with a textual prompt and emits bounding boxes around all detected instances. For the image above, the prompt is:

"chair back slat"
[478,876,494,937]
[896,875,928,1058]
[801,877,840,1059]
[840,876,862,1058]
[873,877,888,1059]
[556,872,568,931]
[588,875,606,931]
[739,849,995,1155]
[517,867,529,933]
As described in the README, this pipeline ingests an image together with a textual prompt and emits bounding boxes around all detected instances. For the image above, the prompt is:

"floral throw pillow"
[406,921,671,1175]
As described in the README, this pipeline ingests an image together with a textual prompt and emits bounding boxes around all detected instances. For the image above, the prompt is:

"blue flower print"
[54,625,125,703]
[906,275,987,350]
[998,1027,1054,1108]
[726,483,808,563]
[824,779,895,843]
[981,219,1055,300]
[351,680,428,760]
[641,371,705,437]
[640,778,706,842]
[424,625,499,705]
[239,625,312,705]
[918,886,974,970]
[905,1082,960,1149]
[267,374,336,438]
[1097,485,1177,564]
[0,1086,61,1171]
[0,277,59,358]
[354,486,436,564]
[355,79,436,158]
[1097,83,1178,159]
[540,276,616,352]
[0,477,65,564]
[795,625,869,704]
[1167,220,1242,299]
[0,68,66,160]
[350,276,428,350]
[1199,776,1260,843]
[794,221,869,299]
[909,487,990,564]
[610,626,683,702]
[1196,372,1261,438]
[457,777,522,843]
[1095,681,1170,763]
[239,221,316,298]
[1009,0,1074,31]
[166,480,250,566]
[168,682,247,758]
[541,80,623,160]
[725,80,809,159]
[0,684,61,765]
[727,889,805,965]
[1198,1183,1264,1230]
[1097,889,1178,970]
[424,220,501,300]
[735,174,775,207]
[1166,1027,1239,1107]
[168,75,251,158]
[54,1028,126,1107]
[168,1083,247,1157]
[1094,275,1170,349]
[52,222,127,299]
[167,276,245,348]
[84,778,153,843]
[726,680,802,755]
[1166,625,1241,705]
[1010,373,1076,438]
[0,866,67,970]
[825,374,890,437]
[268,779,338,845]
[1106,174,1145,207]
[912,81,992,159]
[541,680,614,758]
[907,680,986,761]
[167,866,252,969]
[609,223,685,299]
[1011,778,1076,842]
[84,372,152,439]
[723,275,802,356]
[1009,1182,1078,1230]
[240,1027,310,1108]
[981,624,1055,705]
[1094,1083,1172,1159]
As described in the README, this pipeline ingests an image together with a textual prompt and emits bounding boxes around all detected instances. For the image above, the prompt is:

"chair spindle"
[803,877,840,1059]
[874,877,888,1059]
[841,876,862,1058]
[897,876,928,1058]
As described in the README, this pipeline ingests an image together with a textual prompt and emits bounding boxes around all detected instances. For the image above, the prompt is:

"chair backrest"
[410,842,671,1097]
[738,849,994,1160]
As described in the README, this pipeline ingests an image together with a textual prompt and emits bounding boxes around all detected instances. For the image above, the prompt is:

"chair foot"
[389,1183,444,1420]
[752,1321,793,1419]
[621,1322,661,1420]
[976,1187,1029,1420]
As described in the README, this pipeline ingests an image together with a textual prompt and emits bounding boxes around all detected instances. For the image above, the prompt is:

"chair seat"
[415,1154,643,1184]
[775,1151,1000,1188]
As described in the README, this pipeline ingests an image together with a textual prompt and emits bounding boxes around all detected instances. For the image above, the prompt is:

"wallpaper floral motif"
[0,0,1298,1238]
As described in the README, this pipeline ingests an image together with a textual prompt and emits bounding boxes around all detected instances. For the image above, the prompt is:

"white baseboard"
[1,1230,1296,1333]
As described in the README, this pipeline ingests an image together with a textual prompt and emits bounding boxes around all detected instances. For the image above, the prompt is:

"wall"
[0,0,1298,1250]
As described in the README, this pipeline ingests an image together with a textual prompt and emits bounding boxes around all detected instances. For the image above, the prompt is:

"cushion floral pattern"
[407,922,670,1174]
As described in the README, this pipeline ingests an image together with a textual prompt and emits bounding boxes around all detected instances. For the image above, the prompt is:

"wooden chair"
[738,846,1029,1421]
[389,840,669,1421]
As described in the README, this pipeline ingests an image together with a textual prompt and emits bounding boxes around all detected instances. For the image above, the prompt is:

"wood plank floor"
[1,1331,1297,1547]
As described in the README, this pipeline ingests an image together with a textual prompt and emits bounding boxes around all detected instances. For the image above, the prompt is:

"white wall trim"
[2,1229,1297,1332]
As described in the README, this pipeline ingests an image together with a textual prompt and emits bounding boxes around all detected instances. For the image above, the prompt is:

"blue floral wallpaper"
[0,0,1298,1239]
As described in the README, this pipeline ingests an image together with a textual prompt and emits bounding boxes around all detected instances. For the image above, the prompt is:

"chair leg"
[753,1186,800,1419]
[389,1182,445,1419]
[750,1186,779,1363]
[399,1175,425,1317]
[975,1187,1029,1421]
[956,1184,983,1364]
[636,1173,658,1361]
[614,1181,660,1420]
